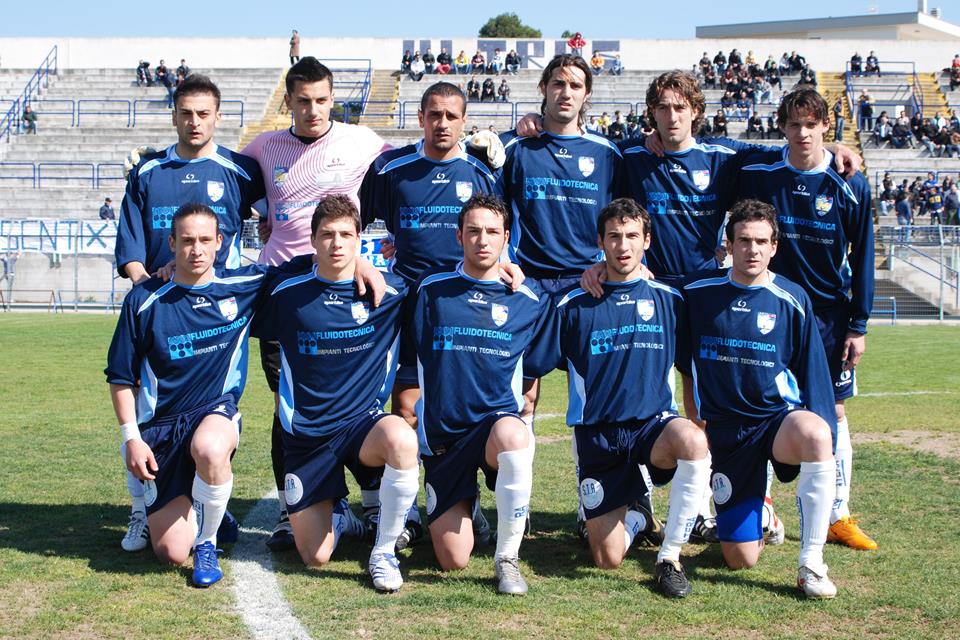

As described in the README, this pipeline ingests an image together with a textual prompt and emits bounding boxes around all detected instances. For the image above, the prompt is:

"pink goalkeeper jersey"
[242,121,388,265]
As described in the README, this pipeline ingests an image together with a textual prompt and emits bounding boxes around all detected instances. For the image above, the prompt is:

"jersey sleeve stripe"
[136,281,177,315]
[270,272,316,296]
[764,280,806,316]
[417,270,461,292]
[210,152,253,181]
[557,287,588,307]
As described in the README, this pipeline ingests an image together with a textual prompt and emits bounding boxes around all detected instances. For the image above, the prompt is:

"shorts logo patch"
[711,472,733,505]
[351,301,369,325]
[757,312,776,335]
[578,156,595,177]
[207,181,225,203]
[455,181,473,202]
[218,296,238,321]
[579,477,604,510]
[284,473,304,505]
[637,298,655,321]
[425,483,437,515]
[143,479,157,507]
[491,303,509,327]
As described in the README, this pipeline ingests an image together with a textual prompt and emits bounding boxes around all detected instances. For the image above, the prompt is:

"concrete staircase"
[359,70,398,128]
[818,72,859,148]
[916,72,949,118]
[237,73,289,150]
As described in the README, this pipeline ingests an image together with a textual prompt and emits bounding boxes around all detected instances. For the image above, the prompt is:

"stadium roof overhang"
[696,11,960,40]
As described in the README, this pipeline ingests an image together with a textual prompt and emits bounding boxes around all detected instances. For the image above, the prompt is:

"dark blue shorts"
[575,413,679,519]
[140,394,240,516]
[395,282,419,386]
[707,408,803,542]
[281,413,386,514]
[815,305,857,402]
[421,412,521,524]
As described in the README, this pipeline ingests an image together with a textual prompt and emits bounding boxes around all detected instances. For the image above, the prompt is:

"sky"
[2,0,960,38]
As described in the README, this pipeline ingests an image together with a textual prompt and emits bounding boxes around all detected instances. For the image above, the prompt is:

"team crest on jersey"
[273,166,289,186]
[815,194,834,216]
[456,181,473,202]
[218,296,238,321]
[207,181,225,203]
[351,301,369,325]
[578,156,595,177]
[491,303,509,327]
[636,298,655,321]
[757,312,776,335]
[692,169,711,191]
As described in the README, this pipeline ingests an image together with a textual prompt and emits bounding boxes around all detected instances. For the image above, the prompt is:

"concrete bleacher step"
[874,277,953,319]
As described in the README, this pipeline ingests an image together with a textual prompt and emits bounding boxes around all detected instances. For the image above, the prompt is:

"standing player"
[408,195,550,595]
[114,75,264,552]
[241,57,390,551]
[252,196,419,592]
[678,199,839,598]
[530,199,711,598]
[106,205,266,587]
[737,89,877,551]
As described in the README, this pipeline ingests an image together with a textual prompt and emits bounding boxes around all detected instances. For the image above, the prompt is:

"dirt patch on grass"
[854,430,960,460]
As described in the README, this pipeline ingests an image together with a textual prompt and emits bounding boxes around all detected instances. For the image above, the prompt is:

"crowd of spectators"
[947,54,960,91]
[403,48,522,79]
[871,107,960,156]
[135,58,192,108]
[694,48,792,120]
[849,51,881,76]
[877,171,960,226]
[585,109,650,140]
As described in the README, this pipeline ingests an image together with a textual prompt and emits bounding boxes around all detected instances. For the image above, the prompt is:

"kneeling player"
[679,200,839,598]
[106,205,268,587]
[253,196,419,592]
[408,195,550,595]
[531,198,710,597]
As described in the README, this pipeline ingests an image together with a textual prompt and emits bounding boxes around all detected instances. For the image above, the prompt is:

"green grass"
[0,317,958,639]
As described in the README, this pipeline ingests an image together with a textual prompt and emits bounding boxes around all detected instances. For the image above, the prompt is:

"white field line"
[230,489,312,640]
[856,390,956,397]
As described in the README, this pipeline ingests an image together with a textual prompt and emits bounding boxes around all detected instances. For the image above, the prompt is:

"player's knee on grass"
[430,503,473,571]
[149,499,194,565]
[586,510,627,570]
[290,503,336,567]
[721,540,762,570]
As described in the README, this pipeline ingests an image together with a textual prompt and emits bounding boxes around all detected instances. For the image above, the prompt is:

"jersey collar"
[456,261,504,285]
[416,139,468,164]
[167,143,220,163]
[782,145,832,175]
[311,263,354,285]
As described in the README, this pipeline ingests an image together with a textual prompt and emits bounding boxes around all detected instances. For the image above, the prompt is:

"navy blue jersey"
[618,137,764,281]
[677,269,836,435]
[105,266,267,425]
[501,131,621,278]
[359,141,502,282]
[116,144,265,276]
[533,277,685,427]
[408,263,551,453]
[738,147,875,333]
[252,268,407,438]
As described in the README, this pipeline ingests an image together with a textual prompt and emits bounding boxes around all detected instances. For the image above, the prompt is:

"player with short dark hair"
[529,198,711,598]
[737,88,877,551]
[679,199,839,599]
[252,195,418,592]
[406,195,551,595]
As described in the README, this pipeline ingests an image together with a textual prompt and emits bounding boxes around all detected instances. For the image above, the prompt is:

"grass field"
[0,315,958,639]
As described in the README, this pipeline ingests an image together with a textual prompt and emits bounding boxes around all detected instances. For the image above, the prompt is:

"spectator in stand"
[289,30,300,65]
[468,125,479,136]
[873,112,892,146]
[934,111,947,130]
[736,90,752,118]
[925,180,944,224]
[759,77,774,104]
[728,48,743,69]
[609,54,623,76]
[947,129,960,159]
[722,66,736,90]
[950,109,960,130]
[598,111,611,134]
[704,65,717,88]
[497,78,510,102]
[156,60,175,108]
[99,197,115,220]
[950,67,960,92]
[945,184,960,224]
[699,52,712,75]
[788,50,806,74]
[850,52,863,75]
[833,97,845,142]
[436,48,452,74]
[918,117,939,154]
[714,50,727,75]
[720,90,736,117]
[606,111,625,140]
[865,51,880,76]
[858,91,874,131]
[952,54,960,70]
[766,112,781,139]
[568,32,586,58]
[891,115,914,149]
[625,108,640,137]
[766,66,782,91]
[422,48,436,74]
[934,125,955,157]
[470,51,485,74]
[799,64,817,87]
[590,51,604,75]
[505,49,521,74]
[466,76,480,101]
[585,114,602,134]
[910,110,924,141]
[401,50,413,72]
[408,53,425,81]
[176,59,191,83]
[713,109,728,136]
[19,104,37,134]
[778,52,791,76]
[895,191,913,242]
[745,50,757,72]
[490,48,505,74]
[136,60,147,87]
[878,176,895,216]
[480,76,495,102]
[454,50,468,75]
[746,112,764,138]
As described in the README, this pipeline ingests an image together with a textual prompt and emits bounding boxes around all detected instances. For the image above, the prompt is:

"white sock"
[639,465,655,511]
[495,449,533,560]
[571,431,584,521]
[796,460,834,574]
[765,460,774,498]
[623,507,648,552]
[522,415,536,459]
[372,465,420,557]
[831,416,852,523]
[361,488,379,511]
[192,474,233,547]
[120,443,145,501]
[698,452,714,518]
[658,458,712,563]
[406,497,422,524]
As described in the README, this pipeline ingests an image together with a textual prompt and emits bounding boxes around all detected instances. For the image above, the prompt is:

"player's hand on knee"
[581,263,607,298]
[515,112,543,138]
[355,257,386,307]
[122,146,158,179]
[498,261,526,291]
[126,439,158,481]
[379,237,396,261]
[645,130,665,157]
[468,130,506,169]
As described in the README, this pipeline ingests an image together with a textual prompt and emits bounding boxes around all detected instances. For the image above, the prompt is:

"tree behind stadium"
[479,13,541,38]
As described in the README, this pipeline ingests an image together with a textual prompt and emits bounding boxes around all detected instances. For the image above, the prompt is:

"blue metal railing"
[870,296,897,325]
[31,98,76,126]
[0,162,38,187]
[131,98,245,126]
[77,99,131,127]
[846,60,924,130]
[0,161,125,188]
[0,45,58,142]
[322,59,372,111]
[37,162,95,187]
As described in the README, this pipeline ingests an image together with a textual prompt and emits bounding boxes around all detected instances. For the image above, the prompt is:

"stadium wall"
[1,37,959,72]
